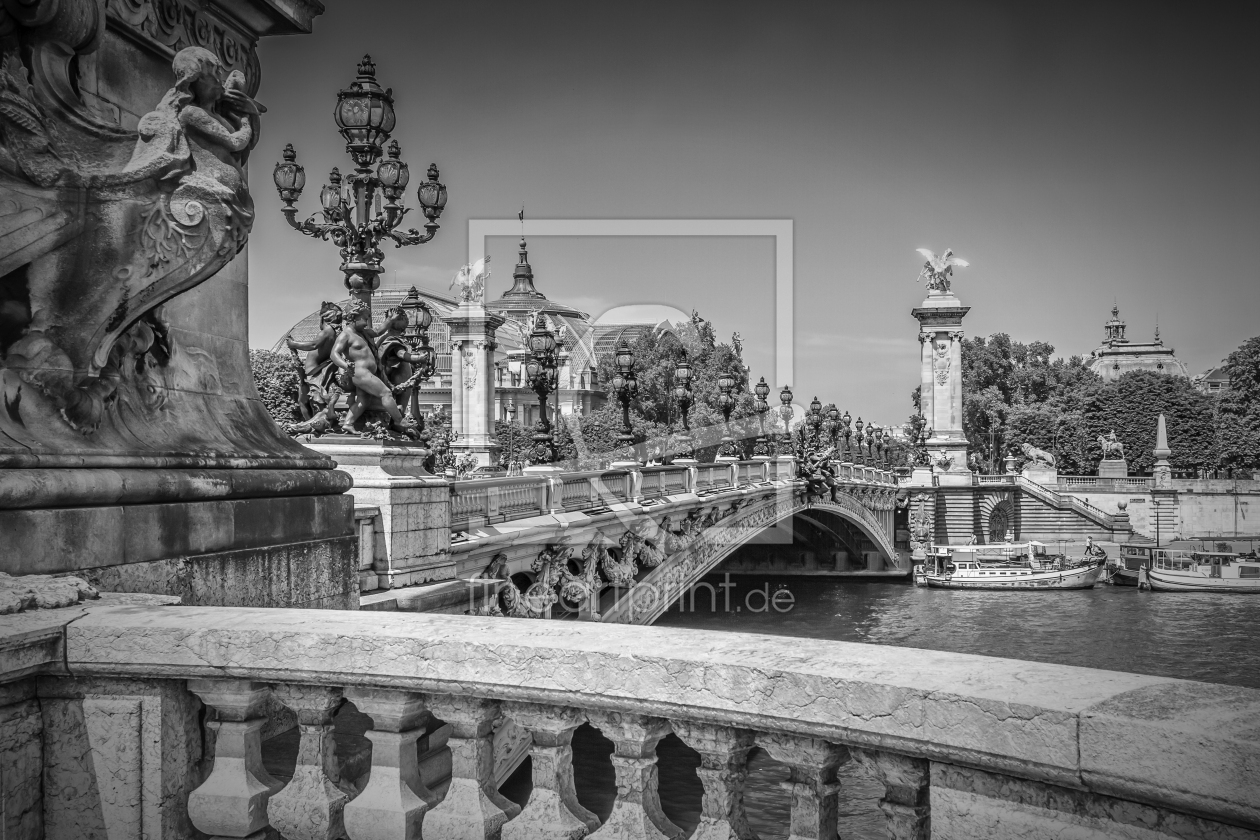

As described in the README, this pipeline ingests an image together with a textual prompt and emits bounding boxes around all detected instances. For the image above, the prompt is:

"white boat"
[1139,550,1260,593]
[919,541,1106,590]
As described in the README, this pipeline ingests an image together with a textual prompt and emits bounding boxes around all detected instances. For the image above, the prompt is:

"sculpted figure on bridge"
[1,39,263,449]
[286,301,346,433]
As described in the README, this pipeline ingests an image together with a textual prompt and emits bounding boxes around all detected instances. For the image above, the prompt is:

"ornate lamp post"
[612,339,639,462]
[716,370,739,460]
[824,403,840,450]
[397,286,436,424]
[505,397,518,475]
[806,396,823,448]
[524,315,561,466]
[874,425,885,469]
[841,410,853,462]
[752,377,771,457]
[778,385,794,456]
[853,417,866,465]
[272,55,448,313]
[673,351,695,461]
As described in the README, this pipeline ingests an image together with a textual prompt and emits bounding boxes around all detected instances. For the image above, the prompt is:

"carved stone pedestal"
[853,749,931,840]
[424,695,521,839]
[670,721,755,840]
[1098,459,1129,479]
[502,702,599,840]
[343,689,439,840]
[759,734,848,840]
[307,438,452,588]
[267,685,351,840]
[586,712,682,840]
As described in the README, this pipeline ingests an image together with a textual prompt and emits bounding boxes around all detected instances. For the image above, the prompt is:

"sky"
[249,1,1260,425]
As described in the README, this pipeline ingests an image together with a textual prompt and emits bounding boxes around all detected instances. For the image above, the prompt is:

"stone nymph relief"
[0,1,306,468]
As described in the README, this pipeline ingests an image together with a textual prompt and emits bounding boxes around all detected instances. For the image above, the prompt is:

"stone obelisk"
[910,250,972,486]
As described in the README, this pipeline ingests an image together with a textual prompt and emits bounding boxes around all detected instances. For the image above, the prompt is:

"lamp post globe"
[276,54,445,314]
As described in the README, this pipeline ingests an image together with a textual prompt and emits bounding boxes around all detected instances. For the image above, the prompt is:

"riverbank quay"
[3,602,1257,839]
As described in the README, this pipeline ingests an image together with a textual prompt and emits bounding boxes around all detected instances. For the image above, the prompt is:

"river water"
[510,575,1260,838]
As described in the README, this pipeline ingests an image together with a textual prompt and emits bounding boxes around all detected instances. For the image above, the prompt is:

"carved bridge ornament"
[0,1,281,467]
[482,483,898,624]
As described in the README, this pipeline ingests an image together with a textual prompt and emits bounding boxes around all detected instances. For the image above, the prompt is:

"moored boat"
[1139,550,1260,593]
[920,541,1106,590]
[1108,543,1152,586]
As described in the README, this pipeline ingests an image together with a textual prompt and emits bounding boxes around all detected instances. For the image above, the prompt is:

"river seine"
[534,577,1260,838]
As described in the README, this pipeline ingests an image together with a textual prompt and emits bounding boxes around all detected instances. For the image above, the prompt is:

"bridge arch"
[601,486,901,625]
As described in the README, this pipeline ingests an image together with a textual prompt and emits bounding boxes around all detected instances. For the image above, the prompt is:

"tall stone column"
[447,302,506,468]
[911,289,972,486]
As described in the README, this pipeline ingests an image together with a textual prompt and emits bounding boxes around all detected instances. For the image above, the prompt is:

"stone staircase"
[933,479,1132,544]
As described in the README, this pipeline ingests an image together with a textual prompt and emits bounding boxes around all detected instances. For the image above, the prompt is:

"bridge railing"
[450,475,549,530]
[694,462,734,492]
[639,464,690,499]
[558,469,634,511]
[45,604,1260,840]
[735,459,766,485]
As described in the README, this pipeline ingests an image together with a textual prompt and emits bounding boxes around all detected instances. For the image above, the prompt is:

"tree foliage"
[1214,336,1260,471]
[914,332,1238,474]
[249,349,301,427]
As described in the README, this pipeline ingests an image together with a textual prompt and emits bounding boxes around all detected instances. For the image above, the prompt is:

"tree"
[249,349,301,427]
[1081,370,1217,473]
[915,333,1101,472]
[1213,336,1260,472]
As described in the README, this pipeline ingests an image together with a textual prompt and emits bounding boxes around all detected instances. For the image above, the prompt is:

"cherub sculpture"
[286,301,345,429]
[331,300,416,438]
[916,248,969,293]
[375,302,435,422]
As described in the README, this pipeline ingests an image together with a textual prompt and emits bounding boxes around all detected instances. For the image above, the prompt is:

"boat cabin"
[929,542,1050,575]
[1119,543,1153,572]
[1152,549,1260,579]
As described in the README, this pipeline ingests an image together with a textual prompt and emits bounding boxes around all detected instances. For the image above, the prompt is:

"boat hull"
[1145,569,1260,593]
[1109,566,1140,586]
[925,563,1105,590]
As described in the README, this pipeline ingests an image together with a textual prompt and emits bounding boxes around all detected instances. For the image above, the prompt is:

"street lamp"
[874,425,886,469]
[752,377,771,457]
[525,314,561,465]
[841,410,853,462]
[612,339,639,460]
[673,351,695,460]
[273,55,447,313]
[716,370,739,459]
[854,417,866,465]
[824,403,839,451]
[505,397,518,475]
[778,385,794,456]
[397,285,436,425]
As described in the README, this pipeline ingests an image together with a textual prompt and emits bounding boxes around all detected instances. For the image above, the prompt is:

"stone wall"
[1063,486,1259,540]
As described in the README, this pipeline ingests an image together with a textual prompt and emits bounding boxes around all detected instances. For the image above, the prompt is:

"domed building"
[1086,305,1188,382]
[274,238,673,428]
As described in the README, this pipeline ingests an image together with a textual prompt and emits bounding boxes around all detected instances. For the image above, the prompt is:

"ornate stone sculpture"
[287,301,346,430]
[2,37,258,441]
[908,493,934,560]
[1098,430,1125,460]
[450,256,489,304]
[915,247,968,293]
[1019,442,1056,469]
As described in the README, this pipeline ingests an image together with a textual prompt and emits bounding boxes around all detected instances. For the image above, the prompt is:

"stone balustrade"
[450,476,552,531]
[9,602,1254,840]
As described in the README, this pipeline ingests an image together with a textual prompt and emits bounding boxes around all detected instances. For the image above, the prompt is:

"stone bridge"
[339,449,903,622]
[442,458,901,624]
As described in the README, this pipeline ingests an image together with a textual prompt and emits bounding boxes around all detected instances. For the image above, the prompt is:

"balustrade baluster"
[586,711,682,840]
[268,684,352,840]
[758,734,847,840]
[851,749,931,839]
[187,680,283,840]
[342,688,439,840]
[670,721,755,840]
[502,702,600,840]
[424,695,521,839]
